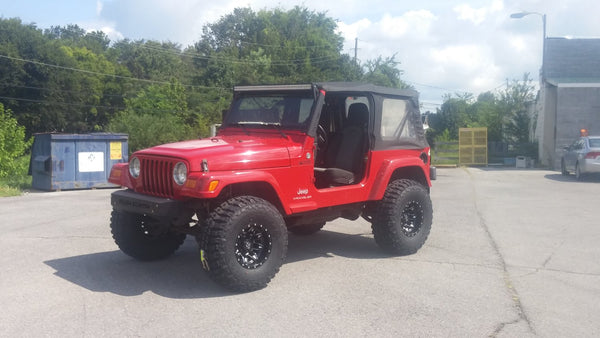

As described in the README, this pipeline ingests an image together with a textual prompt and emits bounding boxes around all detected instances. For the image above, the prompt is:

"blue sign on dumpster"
[29,133,128,191]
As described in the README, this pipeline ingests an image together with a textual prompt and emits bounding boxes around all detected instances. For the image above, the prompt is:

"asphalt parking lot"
[1,168,599,337]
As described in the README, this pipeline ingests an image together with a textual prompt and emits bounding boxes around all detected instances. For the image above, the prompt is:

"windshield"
[225,93,315,130]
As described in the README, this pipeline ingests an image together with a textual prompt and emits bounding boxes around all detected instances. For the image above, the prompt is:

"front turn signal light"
[208,180,219,192]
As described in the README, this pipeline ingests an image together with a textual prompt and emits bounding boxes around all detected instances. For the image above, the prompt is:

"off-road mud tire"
[289,222,325,235]
[201,196,288,292]
[110,210,186,261]
[371,179,433,255]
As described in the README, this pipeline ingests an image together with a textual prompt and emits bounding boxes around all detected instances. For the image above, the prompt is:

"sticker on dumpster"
[78,152,104,172]
[110,142,122,160]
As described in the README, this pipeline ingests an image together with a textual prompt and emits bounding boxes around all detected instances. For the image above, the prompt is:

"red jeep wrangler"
[108,82,436,292]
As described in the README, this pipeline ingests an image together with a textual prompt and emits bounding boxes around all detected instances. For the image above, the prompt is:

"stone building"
[536,38,600,169]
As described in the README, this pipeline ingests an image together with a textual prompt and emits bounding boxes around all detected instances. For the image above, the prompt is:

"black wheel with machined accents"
[200,196,288,292]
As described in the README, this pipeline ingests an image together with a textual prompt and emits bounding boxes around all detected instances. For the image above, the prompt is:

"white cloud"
[336,18,372,40]
[431,44,501,92]
[454,4,487,25]
[12,0,595,107]
[508,36,527,52]
[454,0,504,25]
[99,25,124,41]
[377,10,436,39]
[96,0,103,16]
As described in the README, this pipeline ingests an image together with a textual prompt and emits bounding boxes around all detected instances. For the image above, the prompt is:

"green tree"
[498,73,535,147]
[0,103,31,178]
[429,93,474,140]
[45,24,110,54]
[471,91,503,142]
[110,40,185,81]
[1,10,410,142]
[107,80,197,152]
[0,19,127,135]
[191,6,359,87]
[431,73,537,157]
[36,44,124,132]
[361,55,409,88]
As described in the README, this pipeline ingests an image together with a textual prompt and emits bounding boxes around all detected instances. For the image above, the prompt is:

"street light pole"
[510,11,549,167]
[510,11,547,78]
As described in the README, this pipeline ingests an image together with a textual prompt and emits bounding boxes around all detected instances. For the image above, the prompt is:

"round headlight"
[173,162,187,186]
[129,157,140,178]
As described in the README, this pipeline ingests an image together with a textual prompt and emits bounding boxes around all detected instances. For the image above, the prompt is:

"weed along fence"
[29,133,128,191]
[432,141,459,165]
[459,127,488,166]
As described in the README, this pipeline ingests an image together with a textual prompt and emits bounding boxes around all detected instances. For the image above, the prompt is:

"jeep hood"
[135,133,301,171]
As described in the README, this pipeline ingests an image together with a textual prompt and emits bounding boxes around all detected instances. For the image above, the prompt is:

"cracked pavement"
[1,168,599,336]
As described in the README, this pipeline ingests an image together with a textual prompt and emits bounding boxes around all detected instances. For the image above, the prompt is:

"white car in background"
[561,133,600,180]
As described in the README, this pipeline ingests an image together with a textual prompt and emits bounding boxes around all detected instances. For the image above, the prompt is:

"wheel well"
[218,181,284,213]
[389,166,429,191]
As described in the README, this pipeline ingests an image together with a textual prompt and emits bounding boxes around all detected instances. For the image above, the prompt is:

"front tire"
[201,196,288,292]
[371,179,433,255]
[110,211,186,261]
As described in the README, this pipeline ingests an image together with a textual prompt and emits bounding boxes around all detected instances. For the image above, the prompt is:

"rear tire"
[110,211,186,261]
[201,196,288,292]
[371,179,433,255]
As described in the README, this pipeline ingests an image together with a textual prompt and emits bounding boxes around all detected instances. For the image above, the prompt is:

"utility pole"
[354,38,358,64]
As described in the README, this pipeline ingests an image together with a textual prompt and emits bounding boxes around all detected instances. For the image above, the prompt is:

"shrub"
[107,111,197,153]
[0,104,32,178]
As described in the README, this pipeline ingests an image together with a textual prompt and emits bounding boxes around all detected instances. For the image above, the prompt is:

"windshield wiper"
[228,122,250,135]
[234,121,287,138]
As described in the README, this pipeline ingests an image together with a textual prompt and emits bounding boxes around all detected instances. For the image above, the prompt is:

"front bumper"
[111,189,182,218]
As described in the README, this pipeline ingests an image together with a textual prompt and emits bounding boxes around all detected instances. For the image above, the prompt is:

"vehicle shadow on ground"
[286,229,388,263]
[544,173,600,183]
[44,229,389,298]
[44,239,229,299]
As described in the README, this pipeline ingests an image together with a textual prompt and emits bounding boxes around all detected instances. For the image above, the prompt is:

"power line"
[0,94,225,112]
[0,95,124,110]
[0,83,138,98]
[137,43,342,66]
[0,54,227,90]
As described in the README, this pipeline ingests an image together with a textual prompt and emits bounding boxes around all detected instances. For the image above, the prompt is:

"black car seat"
[320,102,369,186]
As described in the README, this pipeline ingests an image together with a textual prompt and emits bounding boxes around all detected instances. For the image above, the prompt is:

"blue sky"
[2,0,599,111]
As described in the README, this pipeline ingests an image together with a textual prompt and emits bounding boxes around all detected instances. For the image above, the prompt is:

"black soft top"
[234,83,418,98]
[232,82,428,150]
[316,82,418,99]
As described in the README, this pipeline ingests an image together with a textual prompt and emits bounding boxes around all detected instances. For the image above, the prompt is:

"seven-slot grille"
[139,158,176,198]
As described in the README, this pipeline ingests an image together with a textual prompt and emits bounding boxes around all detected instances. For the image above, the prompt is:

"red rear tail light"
[585,152,600,159]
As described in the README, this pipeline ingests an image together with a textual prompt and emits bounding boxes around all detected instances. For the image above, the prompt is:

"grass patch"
[0,155,32,197]
[432,143,459,166]
[0,184,23,197]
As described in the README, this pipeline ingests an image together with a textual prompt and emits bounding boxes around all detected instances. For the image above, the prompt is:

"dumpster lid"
[33,133,128,140]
